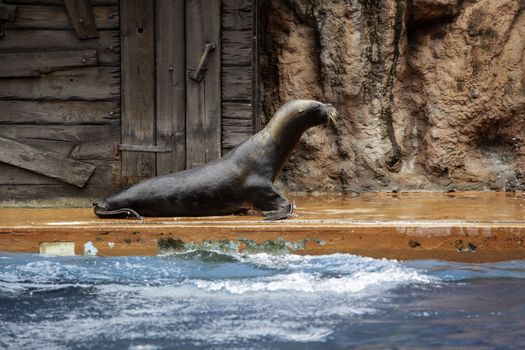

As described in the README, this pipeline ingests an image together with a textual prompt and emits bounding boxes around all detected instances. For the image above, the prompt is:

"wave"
[2,252,525,349]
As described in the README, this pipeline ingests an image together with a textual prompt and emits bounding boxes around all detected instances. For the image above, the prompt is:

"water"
[1,252,525,349]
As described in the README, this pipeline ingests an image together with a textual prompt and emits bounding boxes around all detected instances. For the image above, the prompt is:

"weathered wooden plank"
[222,118,252,128]
[222,103,253,150]
[222,0,252,31]
[222,102,252,120]
[156,0,185,175]
[0,49,97,78]
[0,30,119,66]
[186,0,221,169]
[0,160,119,186]
[0,67,119,101]
[121,0,156,184]
[62,0,99,39]
[5,5,118,30]
[222,66,252,101]
[0,3,16,21]
[0,100,119,124]
[222,129,251,149]
[0,135,95,187]
[0,1,16,38]
[5,0,117,5]
[222,30,251,66]
[223,0,252,15]
[0,30,119,65]
[116,144,171,153]
[0,123,119,160]
[0,183,115,200]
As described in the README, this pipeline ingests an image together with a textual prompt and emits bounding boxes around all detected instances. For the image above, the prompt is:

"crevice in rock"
[381,0,405,171]
[359,0,384,99]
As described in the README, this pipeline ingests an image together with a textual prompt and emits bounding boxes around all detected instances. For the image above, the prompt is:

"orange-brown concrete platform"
[1,192,525,262]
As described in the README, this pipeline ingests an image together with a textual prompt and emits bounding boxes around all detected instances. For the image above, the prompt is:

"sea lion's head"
[271,99,338,131]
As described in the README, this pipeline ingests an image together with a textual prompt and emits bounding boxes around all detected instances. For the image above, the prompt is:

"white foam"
[191,320,333,343]
[237,252,394,273]
[193,267,433,295]
[0,252,439,349]
[128,345,161,350]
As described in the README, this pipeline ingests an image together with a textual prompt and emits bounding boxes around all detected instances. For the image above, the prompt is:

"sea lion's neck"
[263,112,312,181]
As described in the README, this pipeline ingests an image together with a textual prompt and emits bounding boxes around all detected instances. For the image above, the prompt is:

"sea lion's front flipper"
[252,186,293,221]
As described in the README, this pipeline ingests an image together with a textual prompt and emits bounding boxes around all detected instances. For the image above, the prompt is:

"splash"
[2,252,523,349]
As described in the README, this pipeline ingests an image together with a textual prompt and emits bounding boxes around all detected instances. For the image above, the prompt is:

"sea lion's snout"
[324,103,338,128]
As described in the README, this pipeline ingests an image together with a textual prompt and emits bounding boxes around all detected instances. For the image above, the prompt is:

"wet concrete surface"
[0,192,524,262]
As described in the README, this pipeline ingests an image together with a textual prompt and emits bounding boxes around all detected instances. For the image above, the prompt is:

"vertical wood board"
[121,0,156,184]
[220,0,257,153]
[252,0,261,132]
[156,0,185,175]
[186,0,221,168]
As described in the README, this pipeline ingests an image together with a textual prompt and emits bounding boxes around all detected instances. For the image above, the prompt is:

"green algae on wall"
[157,236,327,254]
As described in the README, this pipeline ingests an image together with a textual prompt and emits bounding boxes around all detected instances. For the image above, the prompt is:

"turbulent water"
[1,252,525,349]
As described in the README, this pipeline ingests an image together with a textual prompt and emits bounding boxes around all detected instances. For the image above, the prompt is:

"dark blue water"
[1,252,525,349]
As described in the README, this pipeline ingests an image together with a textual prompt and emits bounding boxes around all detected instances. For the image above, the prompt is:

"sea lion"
[94,99,337,220]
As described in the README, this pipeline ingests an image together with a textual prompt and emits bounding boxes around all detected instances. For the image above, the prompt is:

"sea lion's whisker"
[328,106,338,128]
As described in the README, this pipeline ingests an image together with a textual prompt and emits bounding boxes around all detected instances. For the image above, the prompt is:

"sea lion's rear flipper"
[93,203,143,220]
[252,187,293,221]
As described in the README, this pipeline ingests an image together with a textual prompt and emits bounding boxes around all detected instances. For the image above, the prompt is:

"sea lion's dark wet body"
[94,100,336,220]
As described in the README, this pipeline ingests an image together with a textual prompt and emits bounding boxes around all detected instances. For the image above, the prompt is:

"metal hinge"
[113,143,173,157]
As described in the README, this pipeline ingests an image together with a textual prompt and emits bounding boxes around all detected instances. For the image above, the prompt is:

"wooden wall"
[0,0,121,200]
[0,0,257,201]
[221,0,256,153]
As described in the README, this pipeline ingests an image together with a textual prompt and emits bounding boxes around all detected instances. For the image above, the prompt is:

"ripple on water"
[1,252,525,349]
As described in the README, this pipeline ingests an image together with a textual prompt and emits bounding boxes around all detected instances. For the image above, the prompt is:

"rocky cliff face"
[260,0,525,192]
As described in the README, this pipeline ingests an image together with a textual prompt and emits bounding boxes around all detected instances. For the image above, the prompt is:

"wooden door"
[121,0,221,185]
[184,0,221,170]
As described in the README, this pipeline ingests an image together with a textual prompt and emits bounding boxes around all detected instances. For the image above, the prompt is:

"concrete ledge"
[1,192,524,262]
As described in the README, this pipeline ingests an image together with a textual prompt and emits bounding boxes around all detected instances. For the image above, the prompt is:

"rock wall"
[259,0,525,192]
